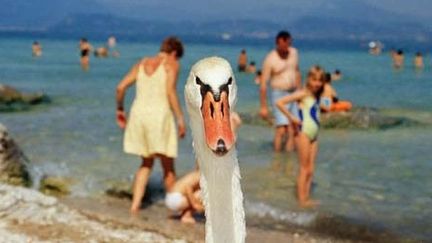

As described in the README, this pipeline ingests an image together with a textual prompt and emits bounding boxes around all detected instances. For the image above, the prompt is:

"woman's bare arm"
[116,62,139,110]
[115,62,139,128]
[166,61,186,138]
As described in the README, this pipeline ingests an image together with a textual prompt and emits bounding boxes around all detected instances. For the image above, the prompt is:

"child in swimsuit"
[165,169,203,224]
[276,65,324,208]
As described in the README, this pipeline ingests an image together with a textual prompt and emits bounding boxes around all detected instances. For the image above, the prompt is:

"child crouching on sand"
[276,65,324,207]
[165,169,203,224]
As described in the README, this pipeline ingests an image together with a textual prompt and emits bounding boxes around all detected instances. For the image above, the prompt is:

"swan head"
[185,57,237,156]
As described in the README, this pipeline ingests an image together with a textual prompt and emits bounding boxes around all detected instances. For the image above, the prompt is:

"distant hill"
[0,0,106,30]
[42,13,430,44]
[0,0,430,48]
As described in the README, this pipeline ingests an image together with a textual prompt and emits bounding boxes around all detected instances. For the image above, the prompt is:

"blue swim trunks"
[271,89,298,126]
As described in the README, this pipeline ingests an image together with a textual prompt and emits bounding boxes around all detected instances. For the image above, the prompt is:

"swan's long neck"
[188,109,245,243]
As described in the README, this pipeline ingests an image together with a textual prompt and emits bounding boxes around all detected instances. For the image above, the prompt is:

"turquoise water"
[1,38,431,241]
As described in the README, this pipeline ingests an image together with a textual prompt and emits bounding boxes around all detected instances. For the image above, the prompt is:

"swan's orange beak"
[201,91,234,156]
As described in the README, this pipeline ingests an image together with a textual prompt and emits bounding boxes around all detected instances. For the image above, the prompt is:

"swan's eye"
[227,77,232,85]
[195,76,203,85]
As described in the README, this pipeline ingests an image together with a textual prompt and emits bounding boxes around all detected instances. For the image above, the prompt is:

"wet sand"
[60,196,402,243]
[0,183,417,243]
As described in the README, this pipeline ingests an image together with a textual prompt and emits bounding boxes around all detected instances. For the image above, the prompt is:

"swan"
[184,57,246,243]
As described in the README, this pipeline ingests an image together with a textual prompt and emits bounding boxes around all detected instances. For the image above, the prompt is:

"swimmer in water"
[79,38,93,70]
[276,65,324,208]
[414,52,424,70]
[237,49,248,72]
[32,41,42,57]
[246,61,257,73]
[393,49,404,69]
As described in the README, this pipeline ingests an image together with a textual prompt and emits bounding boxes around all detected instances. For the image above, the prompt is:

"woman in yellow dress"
[116,37,186,214]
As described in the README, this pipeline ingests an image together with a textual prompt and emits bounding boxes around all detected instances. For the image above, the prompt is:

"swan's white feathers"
[184,57,245,243]
[185,56,237,110]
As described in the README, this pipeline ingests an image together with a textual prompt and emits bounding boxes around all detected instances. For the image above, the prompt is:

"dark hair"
[276,31,291,41]
[241,49,246,54]
[335,69,341,74]
[160,36,184,58]
[324,72,332,83]
[33,41,39,45]
[416,52,422,56]
[256,70,262,75]
[250,61,255,65]
[397,49,403,55]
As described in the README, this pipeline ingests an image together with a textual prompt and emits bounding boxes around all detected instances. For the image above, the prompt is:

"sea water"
[1,38,431,241]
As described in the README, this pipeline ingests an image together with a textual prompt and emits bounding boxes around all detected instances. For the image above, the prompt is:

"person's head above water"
[275,31,292,59]
[160,36,184,59]
[241,49,246,54]
[324,72,332,84]
[397,49,403,55]
[416,52,422,57]
[250,61,255,66]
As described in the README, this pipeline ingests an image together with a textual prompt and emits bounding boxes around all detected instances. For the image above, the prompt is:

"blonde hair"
[306,65,325,97]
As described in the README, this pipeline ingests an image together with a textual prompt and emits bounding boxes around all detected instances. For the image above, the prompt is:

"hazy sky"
[0,0,430,29]
[96,0,432,21]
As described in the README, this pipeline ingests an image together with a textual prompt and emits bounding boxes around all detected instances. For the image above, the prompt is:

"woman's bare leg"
[160,155,176,191]
[130,157,154,214]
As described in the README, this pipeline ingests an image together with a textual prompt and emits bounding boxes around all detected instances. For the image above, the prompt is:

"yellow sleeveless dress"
[123,58,177,158]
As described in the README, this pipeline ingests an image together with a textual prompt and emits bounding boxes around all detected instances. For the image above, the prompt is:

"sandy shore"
[61,196,357,243]
[0,183,415,243]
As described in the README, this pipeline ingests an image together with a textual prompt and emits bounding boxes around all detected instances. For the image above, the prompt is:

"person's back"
[116,36,186,214]
[125,54,177,158]
[166,170,203,223]
[170,170,200,194]
[133,56,169,110]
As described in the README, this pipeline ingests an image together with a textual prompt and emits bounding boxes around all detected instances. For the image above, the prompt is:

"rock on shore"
[0,123,31,187]
[239,107,421,129]
[0,84,50,112]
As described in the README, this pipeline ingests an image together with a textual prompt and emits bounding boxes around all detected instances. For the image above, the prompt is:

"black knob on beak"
[215,139,228,156]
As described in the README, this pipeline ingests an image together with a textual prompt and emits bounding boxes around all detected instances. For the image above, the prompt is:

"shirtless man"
[165,169,203,224]
[259,31,301,152]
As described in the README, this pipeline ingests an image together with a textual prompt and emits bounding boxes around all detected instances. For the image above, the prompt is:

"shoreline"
[0,182,421,242]
[61,194,416,243]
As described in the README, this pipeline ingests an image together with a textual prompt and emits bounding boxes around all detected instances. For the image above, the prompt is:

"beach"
[1,38,431,242]
[0,183,406,243]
